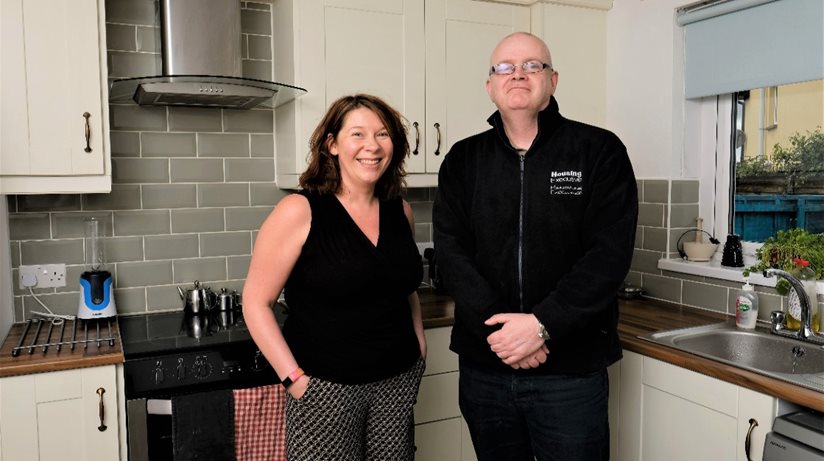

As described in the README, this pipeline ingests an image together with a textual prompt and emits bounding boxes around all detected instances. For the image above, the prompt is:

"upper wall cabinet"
[0,0,111,194]
[273,0,529,188]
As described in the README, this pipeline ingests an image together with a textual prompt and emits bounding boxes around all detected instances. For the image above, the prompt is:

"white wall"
[0,198,12,338]
[532,3,608,127]
[606,0,692,179]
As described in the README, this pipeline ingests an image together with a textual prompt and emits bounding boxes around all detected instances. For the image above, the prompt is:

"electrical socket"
[18,264,67,289]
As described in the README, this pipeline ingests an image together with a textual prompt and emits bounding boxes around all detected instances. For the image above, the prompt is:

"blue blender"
[78,218,116,319]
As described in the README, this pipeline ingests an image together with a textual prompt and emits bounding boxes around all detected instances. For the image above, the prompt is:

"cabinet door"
[1,0,106,179]
[416,418,462,461]
[0,365,120,461]
[274,0,424,184]
[424,0,529,174]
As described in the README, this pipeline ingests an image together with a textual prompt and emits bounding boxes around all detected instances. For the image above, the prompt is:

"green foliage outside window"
[736,128,824,183]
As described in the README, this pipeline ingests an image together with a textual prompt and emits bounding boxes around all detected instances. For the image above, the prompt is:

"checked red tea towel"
[234,384,287,461]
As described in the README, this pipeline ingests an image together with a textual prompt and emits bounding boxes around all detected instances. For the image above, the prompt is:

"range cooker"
[119,306,284,460]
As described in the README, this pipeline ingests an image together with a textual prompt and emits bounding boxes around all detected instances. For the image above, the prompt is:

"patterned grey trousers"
[285,358,425,461]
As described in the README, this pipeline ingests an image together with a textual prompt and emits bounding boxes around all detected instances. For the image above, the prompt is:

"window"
[732,79,824,242]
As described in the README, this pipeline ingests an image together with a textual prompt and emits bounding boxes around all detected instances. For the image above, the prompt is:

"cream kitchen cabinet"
[614,351,777,461]
[414,326,477,461]
[273,0,528,188]
[0,0,111,194]
[0,364,125,461]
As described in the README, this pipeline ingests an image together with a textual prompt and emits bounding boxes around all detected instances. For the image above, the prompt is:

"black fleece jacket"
[433,97,638,375]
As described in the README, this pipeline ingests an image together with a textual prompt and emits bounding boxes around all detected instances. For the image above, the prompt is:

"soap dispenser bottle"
[735,277,759,329]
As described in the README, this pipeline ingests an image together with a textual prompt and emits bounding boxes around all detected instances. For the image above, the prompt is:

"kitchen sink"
[639,321,824,393]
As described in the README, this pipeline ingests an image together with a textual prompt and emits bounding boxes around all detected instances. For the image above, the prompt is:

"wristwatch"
[537,320,551,341]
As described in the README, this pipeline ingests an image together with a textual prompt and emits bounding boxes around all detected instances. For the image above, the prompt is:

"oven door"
[127,398,173,461]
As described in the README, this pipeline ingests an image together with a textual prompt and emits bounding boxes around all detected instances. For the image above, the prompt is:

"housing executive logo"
[549,170,583,196]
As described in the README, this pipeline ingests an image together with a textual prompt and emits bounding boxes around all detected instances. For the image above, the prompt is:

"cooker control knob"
[154,361,165,385]
[176,358,186,380]
[192,356,212,379]
[252,350,267,372]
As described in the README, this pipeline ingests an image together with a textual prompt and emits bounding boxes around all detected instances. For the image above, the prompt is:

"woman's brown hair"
[299,94,409,199]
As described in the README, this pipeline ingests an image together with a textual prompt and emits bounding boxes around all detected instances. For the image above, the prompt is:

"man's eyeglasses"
[489,61,551,76]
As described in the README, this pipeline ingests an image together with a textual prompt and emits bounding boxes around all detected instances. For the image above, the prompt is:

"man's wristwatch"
[537,320,551,341]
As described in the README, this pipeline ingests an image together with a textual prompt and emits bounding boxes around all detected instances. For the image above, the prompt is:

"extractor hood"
[109,0,305,109]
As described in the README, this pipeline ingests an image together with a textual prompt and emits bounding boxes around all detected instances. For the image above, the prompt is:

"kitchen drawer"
[424,327,458,375]
[415,372,459,424]
[643,356,739,417]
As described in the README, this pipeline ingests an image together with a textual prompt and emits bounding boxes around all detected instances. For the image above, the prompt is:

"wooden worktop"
[0,318,123,378]
[417,288,824,412]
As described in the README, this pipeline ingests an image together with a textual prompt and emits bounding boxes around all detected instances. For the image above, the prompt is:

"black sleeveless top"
[282,191,423,384]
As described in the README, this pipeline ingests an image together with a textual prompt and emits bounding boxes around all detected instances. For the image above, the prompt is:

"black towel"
[172,389,235,461]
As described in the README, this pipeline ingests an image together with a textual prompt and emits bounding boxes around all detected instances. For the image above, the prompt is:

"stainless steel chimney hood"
[109,0,305,109]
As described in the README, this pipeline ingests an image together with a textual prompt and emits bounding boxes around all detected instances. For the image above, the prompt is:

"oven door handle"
[147,398,172,415]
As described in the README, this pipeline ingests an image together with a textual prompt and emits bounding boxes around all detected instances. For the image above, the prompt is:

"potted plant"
[744,228,824,294]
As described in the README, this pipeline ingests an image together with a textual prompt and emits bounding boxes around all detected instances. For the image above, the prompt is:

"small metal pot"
[216,288,238,311]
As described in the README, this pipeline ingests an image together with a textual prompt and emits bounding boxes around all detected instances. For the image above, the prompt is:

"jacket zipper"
[518,155,525,312]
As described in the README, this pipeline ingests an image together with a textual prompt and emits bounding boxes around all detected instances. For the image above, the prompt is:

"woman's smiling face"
[328,107,394,192]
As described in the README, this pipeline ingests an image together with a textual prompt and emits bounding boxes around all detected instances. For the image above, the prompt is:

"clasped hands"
[485,313,549,370]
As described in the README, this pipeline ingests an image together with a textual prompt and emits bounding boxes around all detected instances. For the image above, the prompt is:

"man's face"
[486,34,557,115]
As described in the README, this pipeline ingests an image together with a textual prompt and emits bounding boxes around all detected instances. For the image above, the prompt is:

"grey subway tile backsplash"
[250,183,287,206]
[104,0,158,26]
[114,287,148,314]
[110,105,167,131]
[112,158,169,184]
[671,180,699,204]
[170,159,224,183]
[642,227,668,252]
[200,231,252,257]
[103,237,145,263]
[9,214,50,240]
[136,26,160,52]
[637,203,665,227]
[83,185,142,210]
[145,234,200,260]
[21,240,84,265]
[106,24,136,51]
[198,184,250,208]
[141,132,197,157]
[240,9,272,35]
[168,107,222,132]
[227,255,252,279]
[142,184,198,209]
[670,204,700,228]
[108,51,161,78]
[242,60,272,81]
[225,159,275,182]
[641,274,682,303]
[113,210,171,236]
[225,207,270,231]
[223,109,273,133]
[173,257,227,283]
[16,194,81,212]
[682,280,728,313]
[247,35,273,60]
[250,134,274,158]
[117,260,173,288]
[110,131,141,157]
[643,180,669,204]
[146,285,184,312]
[52,212,113,239]
[171,208,225,234]
[198,133,251,157]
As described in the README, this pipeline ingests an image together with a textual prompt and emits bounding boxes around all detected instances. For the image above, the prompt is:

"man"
[433,32,638,461]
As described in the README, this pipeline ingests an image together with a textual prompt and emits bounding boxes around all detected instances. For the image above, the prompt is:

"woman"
[243,94,426,461]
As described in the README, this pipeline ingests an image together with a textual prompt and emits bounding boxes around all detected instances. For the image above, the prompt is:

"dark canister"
[721,234,744,267]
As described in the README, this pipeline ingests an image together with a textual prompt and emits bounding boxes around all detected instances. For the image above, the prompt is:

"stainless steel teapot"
[177,280,216,314]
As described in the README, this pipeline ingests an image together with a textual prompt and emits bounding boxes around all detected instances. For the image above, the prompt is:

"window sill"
[658,258,776,287]
[659,258,824,292]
